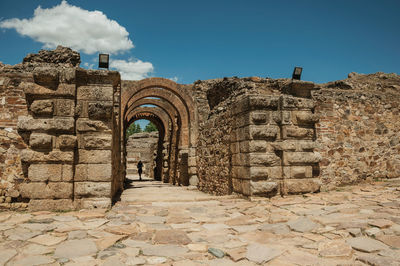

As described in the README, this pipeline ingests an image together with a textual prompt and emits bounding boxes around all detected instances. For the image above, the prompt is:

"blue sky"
[1,0,399,85]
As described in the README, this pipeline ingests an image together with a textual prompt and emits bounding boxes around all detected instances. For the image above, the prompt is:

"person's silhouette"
[137,160,143,181]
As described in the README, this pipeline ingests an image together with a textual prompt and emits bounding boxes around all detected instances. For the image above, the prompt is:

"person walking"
[137,160,143,181]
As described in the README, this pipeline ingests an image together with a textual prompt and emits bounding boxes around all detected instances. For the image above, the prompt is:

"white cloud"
[83,62,95,69]
[111,59,154,80]
[0,1,133,54]
[168,76,179,82]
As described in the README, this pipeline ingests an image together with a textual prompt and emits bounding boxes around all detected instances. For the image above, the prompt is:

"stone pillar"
[74,70,120,209]
[231,95,281,196]
[278,94,321,194]
[18,67,77,210]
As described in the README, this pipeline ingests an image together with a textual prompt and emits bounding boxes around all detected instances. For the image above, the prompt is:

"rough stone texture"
[23,45,81,67]
[314,72,400,189]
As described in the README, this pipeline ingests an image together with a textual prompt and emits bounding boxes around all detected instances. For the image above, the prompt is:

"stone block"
[28,199,75,211]
[237,125,278,141]
[250,181,278,196]
[251,111,270,124]
[55,99,74,116]
[30,100,54,115]
[18,116,74,132]
[20,182,73,199]
[57,135,77,149]
[82,135,112,149]
[283,166,313,179]
[249,153,281,167]
[59,68,76,84]
[231,95,279,115]
[75,164,112,181]
[62,165,73,182]
[281,95,315,110]
[28,164,62,182]
[283,152,321,166]
[78,198,111,209]
[285,178,321,194]
[232,178,251,196]
[78,150,111,164]
[74,182,111,198]
[19,82,75,97]
[77,85,113,101]
[88,102,113,120]
[21,149,74,163]
[239,140,270,153]
[250,125,279,140]
[76,119,111,132]
[29,133,52,149]
[282,126,314,140]
[188,156,196,167]
[284,80,315,98]
[292,111,319,125]
[33,67,59,90]
[251,166,282,180]
[271,140,317,152]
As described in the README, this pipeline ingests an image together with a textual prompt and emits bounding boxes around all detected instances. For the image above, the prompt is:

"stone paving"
[0,176,399,265]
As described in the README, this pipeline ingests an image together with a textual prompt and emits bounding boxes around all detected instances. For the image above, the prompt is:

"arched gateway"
[121,78,199,186]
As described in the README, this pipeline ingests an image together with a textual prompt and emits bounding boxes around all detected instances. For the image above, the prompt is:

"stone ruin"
[0,46,399,210]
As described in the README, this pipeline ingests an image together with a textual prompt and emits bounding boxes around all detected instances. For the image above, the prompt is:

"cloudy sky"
[0,0,399,84]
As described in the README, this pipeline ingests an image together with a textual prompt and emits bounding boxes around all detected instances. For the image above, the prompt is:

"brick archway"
[121,78,199,186]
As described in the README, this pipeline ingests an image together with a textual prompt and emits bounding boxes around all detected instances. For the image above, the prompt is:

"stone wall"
[195,78,321,197]
[126,132,159,178]
[0,70,29,207]
[313,72,400,189]
[0,47,121,210]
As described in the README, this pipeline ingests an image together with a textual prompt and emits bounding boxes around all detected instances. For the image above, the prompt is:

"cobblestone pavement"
[0,176,399,266]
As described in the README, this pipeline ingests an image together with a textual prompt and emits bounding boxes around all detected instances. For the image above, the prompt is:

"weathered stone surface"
[54,239,98,259]
[78,149,111,163]
[55,99,74,116]
[83,135,112,149]
[287,217,319,232]
[21,149,74,163]
[30,100,54,115]
[28,164,62,182]
[28,234,67,246]
[153,230,191,245]
[77,86,113,101]
[376,235,400,248]
[250,181,278,196]
[76,119,111,132]
[282,126,314,139]
[142,244,188,257]
[23,45,80,67]
[88,102,113,120]
[286,179,321,194]
[246,243,283,264]
[20,182,73,199]
[18,116,74,132]
[57,135,77,149]
[346,237,389,252]
[29,133,52,149]
[318,240,353,258]
[283,152,321,165]
[357,254,399,266]
[0,249,17,265]
[28,199,74,211]
[74,182,111,198]
[75,164,112,181]
[283,166,313,179]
